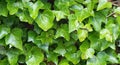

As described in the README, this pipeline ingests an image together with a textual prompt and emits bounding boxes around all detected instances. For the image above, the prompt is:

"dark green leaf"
[0,1,8,17]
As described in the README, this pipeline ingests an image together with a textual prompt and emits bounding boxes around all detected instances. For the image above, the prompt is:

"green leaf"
[55,24,70,41]
[68,14,80,33]
[88,32,101,51]
[47,52,58,65]
[0,58,9,65]
[36,30,54,44]
[81,48,95,59]
[76,8,91,22]
[77,29,88,42]
[54,44,66,56]
[100,29,112,42]
[59,59,69,65]
[7,49,21,65]
[6,0,19,15]
[106,23,119,41]
[114,7,120,14]
[0,25,10,39]
[89,12,105,32]
[5,28,23,51]
[80,41,90,52]
[97,0,112,11]
[66,45,77,53]
[27,1,44,19]
[28,30,37,43]
[65,52,80,64]
[0,1,8,17]
[35,10,55,31]
[70,4,83,12]
[16,10,33,24]
[100,39,111,51]
[26,46,44,65]
[53,10,66,21]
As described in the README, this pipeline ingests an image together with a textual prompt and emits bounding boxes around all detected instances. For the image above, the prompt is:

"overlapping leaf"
[35,10,55,31]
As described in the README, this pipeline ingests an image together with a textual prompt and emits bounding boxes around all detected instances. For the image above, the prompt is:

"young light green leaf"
[27,1,44,19]
[5,28,23,51]
[97,0,112,11]
[76,8,91,22]
[53,10,66,21]
[68,14,80,33]
[100,29,112,42]
[0,25,10,39]
[77,29,88,42]
[35,10,55,31]
[114,7,120,14]
[26,46,44,65]
[59,59,69,65]
[0,1,8,17]
[6,0,19,15]
[55,24,70,41]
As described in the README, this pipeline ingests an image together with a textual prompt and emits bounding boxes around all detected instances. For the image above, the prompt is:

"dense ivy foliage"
[0,0,120,65]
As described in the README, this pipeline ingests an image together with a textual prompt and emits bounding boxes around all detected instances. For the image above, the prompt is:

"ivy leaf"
[97,0,112,11]
[68,14,80,33]
[27,1,44,19]
[80,41,90,52]
[35,10,55,31]
[100,39,111,51]
[53,10,66,21]
[55,24,70,41]
[28,30,37,43]
[100,29,112,42]
[89,12,105,32]
[65,52,80,64]
[6,0,19,15]
[76,8,91,22]
[88,32,101,51]
[77,29,88,42]
[59,59,69,65]
[0,58,9,65]
[5,28,23,51]
[0,25,10,39]
[6,49,21,65]
[16,10,33,24]
[54,44,66,56]
[114,7,120,14]
[0,1,8,17]
[36,30,54,44]
[106,23,119,41]
[81,48,95,59]
[26,46,44,65]
[47,52,59,65]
